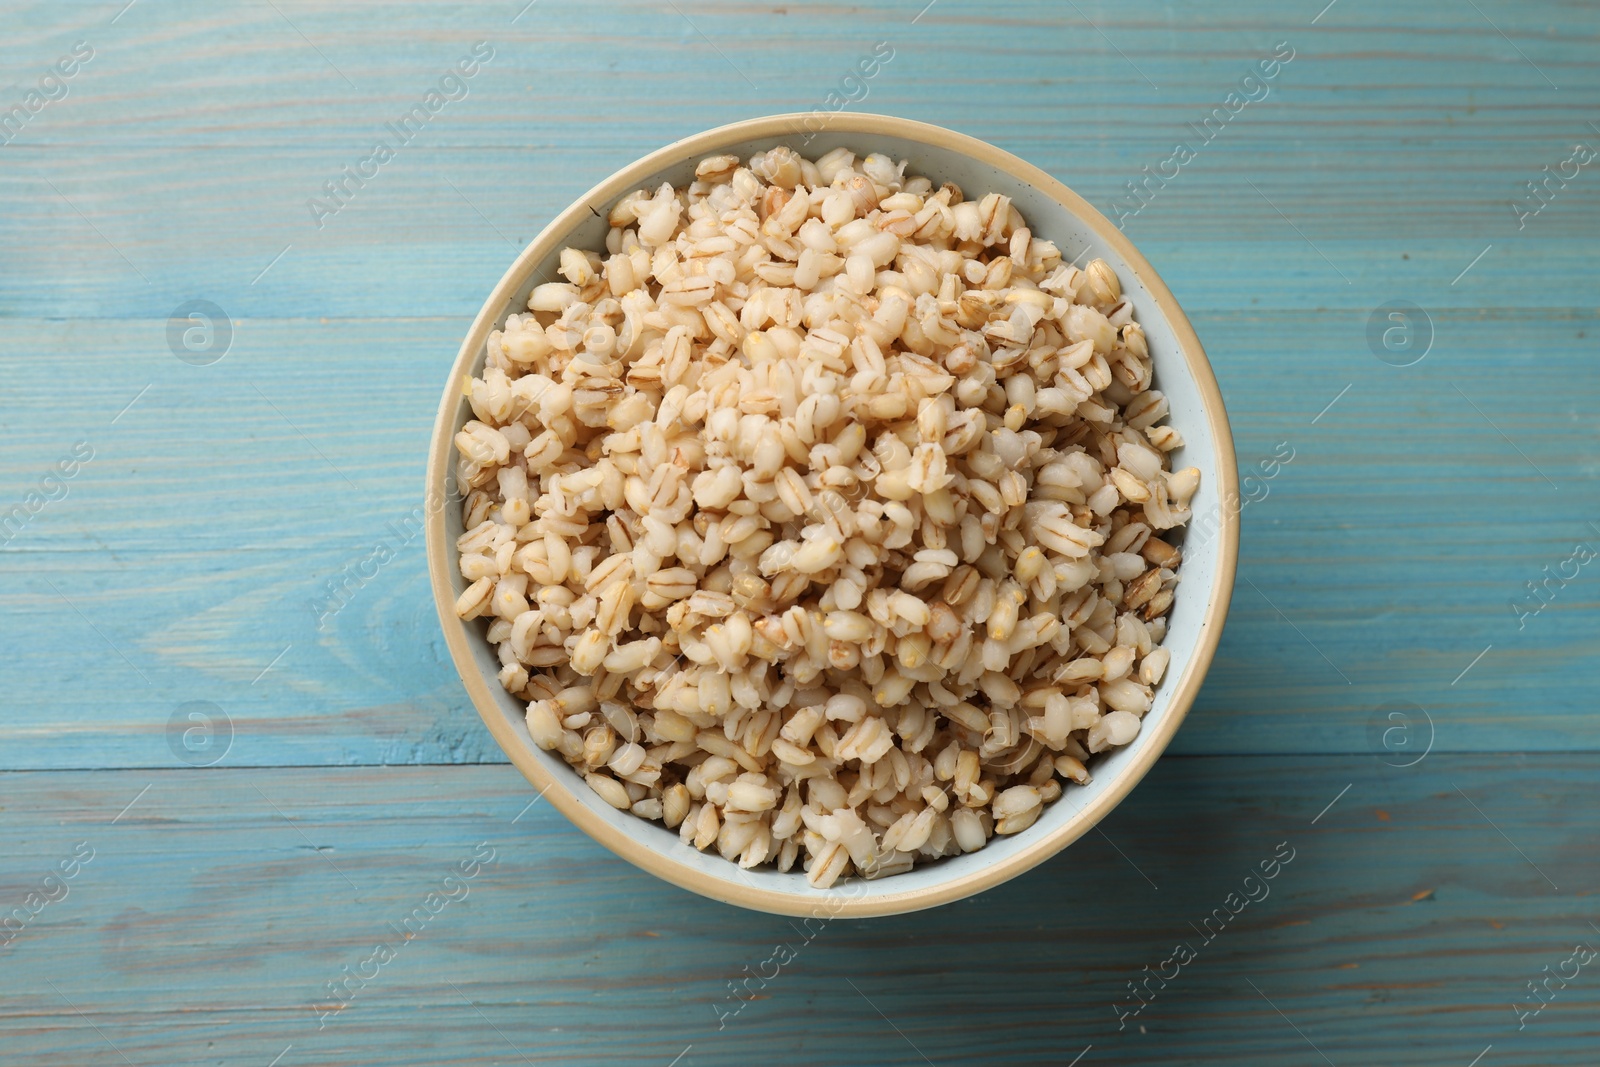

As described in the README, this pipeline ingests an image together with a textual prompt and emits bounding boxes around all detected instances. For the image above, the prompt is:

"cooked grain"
[453,145,1199,887]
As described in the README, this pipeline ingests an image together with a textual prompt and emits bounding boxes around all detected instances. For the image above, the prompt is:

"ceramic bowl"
[425,113,1238,917]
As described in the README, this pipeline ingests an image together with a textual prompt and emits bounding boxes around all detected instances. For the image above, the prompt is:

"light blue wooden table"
[3,1,1596,1063]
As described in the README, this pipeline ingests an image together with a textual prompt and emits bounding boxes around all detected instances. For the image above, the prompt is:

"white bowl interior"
[443,128,1223,908]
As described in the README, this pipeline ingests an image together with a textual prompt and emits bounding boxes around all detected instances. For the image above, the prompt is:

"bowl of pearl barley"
[425,113,1239,917]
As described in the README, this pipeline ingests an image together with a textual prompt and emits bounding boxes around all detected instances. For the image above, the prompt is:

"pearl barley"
[454,144,1196,887]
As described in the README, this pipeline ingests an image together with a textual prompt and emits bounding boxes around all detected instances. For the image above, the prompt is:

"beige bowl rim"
[424,111,1240,917]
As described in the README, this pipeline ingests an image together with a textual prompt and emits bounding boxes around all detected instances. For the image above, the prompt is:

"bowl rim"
[425,111,1239,917]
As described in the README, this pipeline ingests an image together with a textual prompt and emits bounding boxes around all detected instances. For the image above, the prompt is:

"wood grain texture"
[2,0,1598,1062]
[2,758,1595,1066]
[2,305,1595,764]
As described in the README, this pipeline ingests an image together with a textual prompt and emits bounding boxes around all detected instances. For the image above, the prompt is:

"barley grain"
[453,144,1196,886]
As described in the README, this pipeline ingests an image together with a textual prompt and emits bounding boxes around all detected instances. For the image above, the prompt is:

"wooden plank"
[0,305,1594,766]
[4,144,1600,318]
[0,0,1595,319]
[2,1,1593,152]
[1,757,1595,1065]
